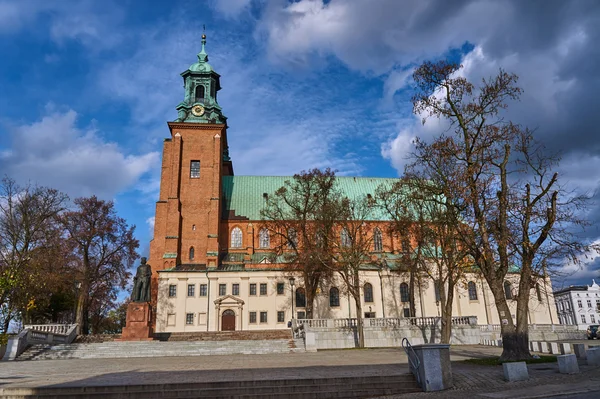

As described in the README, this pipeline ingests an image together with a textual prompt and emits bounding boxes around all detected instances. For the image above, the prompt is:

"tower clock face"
[191,105,205,117]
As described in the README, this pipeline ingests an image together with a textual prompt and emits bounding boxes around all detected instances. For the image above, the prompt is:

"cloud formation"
[0,108,159,199]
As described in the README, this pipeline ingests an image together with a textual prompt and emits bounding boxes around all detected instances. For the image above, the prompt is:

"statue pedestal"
[119,302,153,341]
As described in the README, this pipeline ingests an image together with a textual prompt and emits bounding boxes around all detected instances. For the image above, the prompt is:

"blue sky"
[1,0,600,289]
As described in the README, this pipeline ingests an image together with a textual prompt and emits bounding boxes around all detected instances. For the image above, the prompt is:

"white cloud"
[0,108,159,199]
[146,216,155,239]
[380,130,415,173]
[0,0,124,47]
[212,0,253,18]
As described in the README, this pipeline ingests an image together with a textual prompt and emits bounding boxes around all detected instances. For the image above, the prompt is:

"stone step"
[0,375,420,398]
[17,339,305,361]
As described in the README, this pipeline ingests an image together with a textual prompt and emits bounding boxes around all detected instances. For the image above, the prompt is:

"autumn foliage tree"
[61,196,138,335]
[261,169,339,319]
[0,177,69,332]
[410,60,597,360]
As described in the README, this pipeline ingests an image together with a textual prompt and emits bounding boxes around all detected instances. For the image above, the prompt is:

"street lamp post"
[289,277,295,325]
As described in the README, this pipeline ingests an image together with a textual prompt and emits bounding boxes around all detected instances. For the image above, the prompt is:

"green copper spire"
[175,31,226,125]
[197,34,208,63]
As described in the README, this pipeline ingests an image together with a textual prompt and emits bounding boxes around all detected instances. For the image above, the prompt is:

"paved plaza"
[1,345,599,398]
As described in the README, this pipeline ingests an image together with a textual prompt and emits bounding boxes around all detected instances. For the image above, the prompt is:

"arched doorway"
[221,309,236,331]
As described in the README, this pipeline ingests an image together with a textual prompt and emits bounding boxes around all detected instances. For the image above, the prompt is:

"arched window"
[536,283,543,302]
[341,228,351,248]
[287,228,297,249]
[194,85,205,102]
[504,281,513,300]
[189,247,195,260]
[259,228,270,249]
[329,287,340,307]
[468,281,478,300]
[364,283,373,303]
[295,287,306,308]
[373,228,383,252]
[231,227,242,248]
[400,283,409,303]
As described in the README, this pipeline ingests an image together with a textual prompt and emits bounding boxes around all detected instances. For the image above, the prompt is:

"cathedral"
[146,35,559,334]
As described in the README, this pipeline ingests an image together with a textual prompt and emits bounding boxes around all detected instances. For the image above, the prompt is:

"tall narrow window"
[468,281,478,300]
[231,227,242,248]
[373,228,383,252]
[189,247,195,260]
[434,280,441,302]
[315,229,324,248]
[259,228,270,249]
[504,281,513,300]
[400,283,409,303]
[341,228,351,248]
[364,283,373,303]
[295,287,306,308]
[536,284,543,302]
[190,160,200,178]
[287,228,297,249]
[194,85,205,103]
[329,287,340,307]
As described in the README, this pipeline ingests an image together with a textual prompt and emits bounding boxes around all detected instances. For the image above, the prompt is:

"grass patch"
[464,355,557,366]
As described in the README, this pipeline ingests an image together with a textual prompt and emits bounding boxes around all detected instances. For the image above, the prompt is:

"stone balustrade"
[25,324,77,335]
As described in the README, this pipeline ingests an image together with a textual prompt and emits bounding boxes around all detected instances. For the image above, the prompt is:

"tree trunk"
[440,284,454,344]
[409,270,417,317]
[75,284,89,335]
[489,281,531,361]
[2,313,11,334]
[355,300,364,348]
[305,287,314,319]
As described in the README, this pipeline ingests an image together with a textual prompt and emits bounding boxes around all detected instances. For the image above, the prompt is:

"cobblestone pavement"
[0,345,599,398]
[378,352,600,398]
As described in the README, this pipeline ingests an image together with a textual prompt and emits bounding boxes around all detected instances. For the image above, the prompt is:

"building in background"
[148,35,559,333]
[554,280,600,330]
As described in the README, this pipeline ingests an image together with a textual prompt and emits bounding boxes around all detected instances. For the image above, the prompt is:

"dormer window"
[195,85,205,103]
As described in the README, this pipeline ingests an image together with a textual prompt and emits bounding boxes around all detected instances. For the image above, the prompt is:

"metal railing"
[402,337,421,387]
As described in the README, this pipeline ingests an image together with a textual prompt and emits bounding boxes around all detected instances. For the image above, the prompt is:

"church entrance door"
[221,309,235,331]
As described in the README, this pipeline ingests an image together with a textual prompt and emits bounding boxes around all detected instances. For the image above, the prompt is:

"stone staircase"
[17,338,304,361]
[155,329,293,341]
[0,374,420,398]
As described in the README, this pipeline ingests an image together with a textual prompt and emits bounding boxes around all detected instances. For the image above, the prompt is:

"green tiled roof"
[222,175,401,221]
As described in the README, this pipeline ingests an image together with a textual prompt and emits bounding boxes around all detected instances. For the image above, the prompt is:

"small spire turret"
[198,28,208,63]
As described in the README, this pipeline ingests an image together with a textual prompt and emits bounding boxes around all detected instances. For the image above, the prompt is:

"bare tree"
[411,60,598,360]
[261,169,339,319]
[327,197,374,348]
[376,180,421,318]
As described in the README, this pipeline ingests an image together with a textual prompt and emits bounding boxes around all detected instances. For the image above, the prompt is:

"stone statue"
[131,257,152,302]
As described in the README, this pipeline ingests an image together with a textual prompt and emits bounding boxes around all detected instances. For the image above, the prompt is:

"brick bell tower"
[147,33,233,314]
